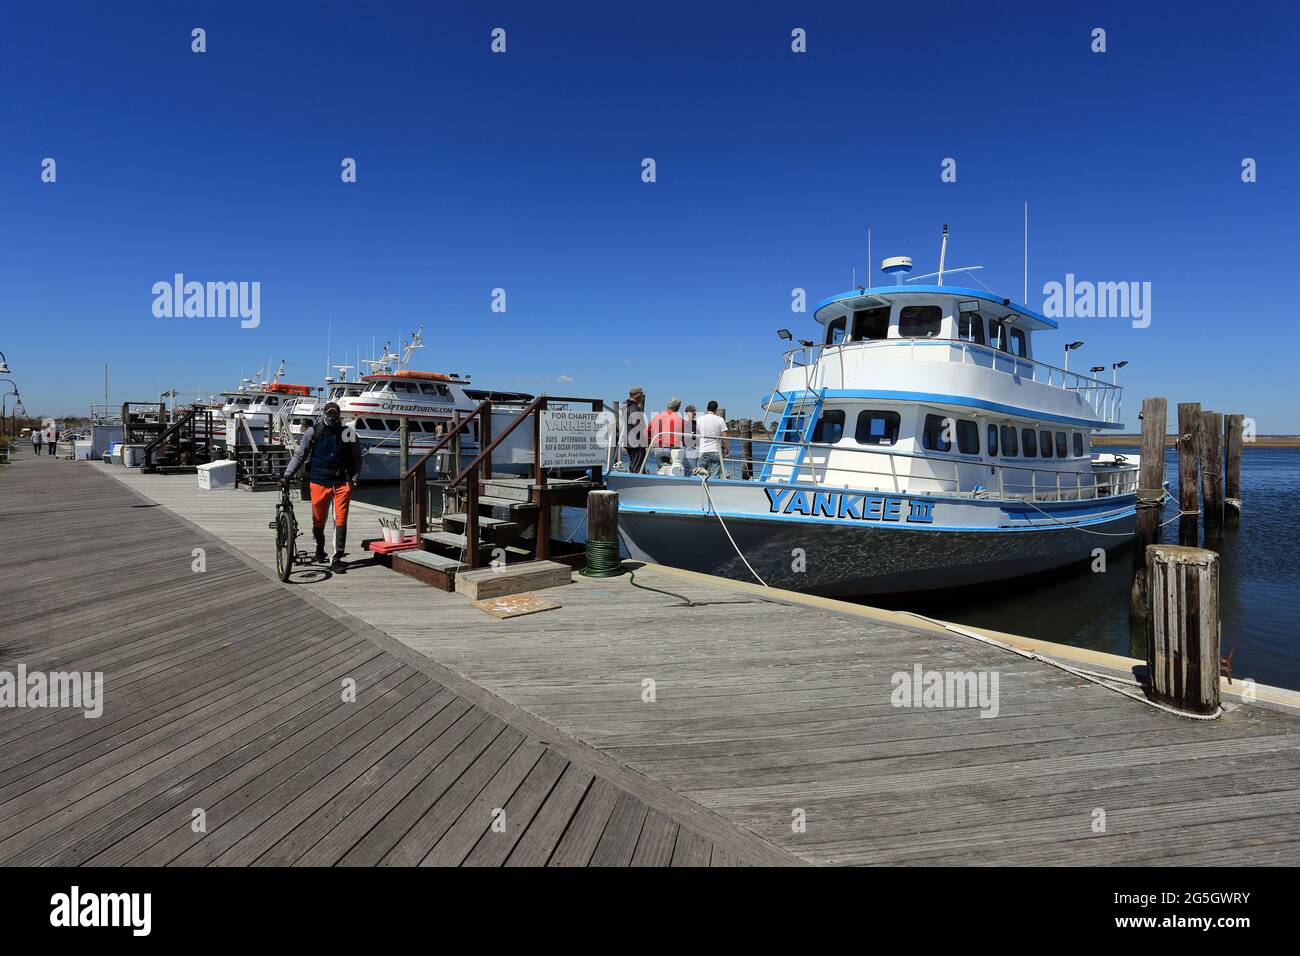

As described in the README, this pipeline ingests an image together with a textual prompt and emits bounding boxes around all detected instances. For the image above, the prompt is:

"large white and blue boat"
[605,251,1140,597]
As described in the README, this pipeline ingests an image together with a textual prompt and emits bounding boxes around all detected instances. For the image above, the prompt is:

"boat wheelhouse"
[218,363,315,431]
[605,257,1141,597]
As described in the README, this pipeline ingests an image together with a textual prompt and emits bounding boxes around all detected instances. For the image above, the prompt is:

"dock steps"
[474,495,538,512]
[440,512,520,545]
[392,549,467,591]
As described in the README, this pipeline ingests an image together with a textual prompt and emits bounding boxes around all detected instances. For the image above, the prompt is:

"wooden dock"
[0,457,779,866]
[4,455,1299,865]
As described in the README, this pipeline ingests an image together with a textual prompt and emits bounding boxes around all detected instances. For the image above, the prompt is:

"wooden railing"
[398,399,492,536]
[141,407,214,470]
[399,395,606,568]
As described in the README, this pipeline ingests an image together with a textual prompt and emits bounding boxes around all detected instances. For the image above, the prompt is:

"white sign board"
[538,408,606,469]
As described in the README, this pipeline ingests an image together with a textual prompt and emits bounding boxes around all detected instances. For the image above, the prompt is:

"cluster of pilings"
[1129,399,1245,715]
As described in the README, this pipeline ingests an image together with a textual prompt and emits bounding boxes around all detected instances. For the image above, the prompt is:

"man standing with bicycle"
[282,401,362,572]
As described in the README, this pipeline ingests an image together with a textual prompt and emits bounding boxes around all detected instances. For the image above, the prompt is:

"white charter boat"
[606,243,1141,597]
[288,330,536,482]
[217,361,315,434]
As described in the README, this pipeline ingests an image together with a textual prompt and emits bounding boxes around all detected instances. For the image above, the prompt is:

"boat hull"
[607,474,1135,597]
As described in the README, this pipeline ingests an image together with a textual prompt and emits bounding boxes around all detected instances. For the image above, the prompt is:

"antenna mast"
[937,224,949,286]
[1023,201,1029,303]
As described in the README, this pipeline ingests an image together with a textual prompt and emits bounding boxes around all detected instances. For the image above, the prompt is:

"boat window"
[386,419,400,431]
[987,425,998,457]
[959,312,986,345]
[1040,430,1053,458]
[956,419,979,455]
[855,410,901,445]
[989,319,1010,352]
[825,316,848,346]
[1055,432,1068,458]
[364,418,384,430]
[899,306,942,338]
[392,382,415,393]
[1073,432,1085,457]
[1000,425,1018,456]
[1011,328,1028,358]
[851,307,890,341]
[419,383,439,395]
[922,414,953,452]
[811,410,846,443]
[1021,427,1038,456]
[265,396,279,406]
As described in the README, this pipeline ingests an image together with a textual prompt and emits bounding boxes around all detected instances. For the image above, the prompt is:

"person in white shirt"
[694,400,729,478]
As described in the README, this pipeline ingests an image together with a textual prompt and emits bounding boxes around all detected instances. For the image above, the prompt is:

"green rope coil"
[579,539,625,577]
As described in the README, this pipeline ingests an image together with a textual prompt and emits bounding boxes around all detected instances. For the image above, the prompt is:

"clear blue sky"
[2,0,1297,430]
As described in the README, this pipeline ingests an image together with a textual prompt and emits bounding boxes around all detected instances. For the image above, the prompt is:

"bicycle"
[270,481,308,582]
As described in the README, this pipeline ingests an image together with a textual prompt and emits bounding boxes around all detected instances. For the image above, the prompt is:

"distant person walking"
[647,398,685,474]
[32,430,42,455]
[623,387,648,474]
[49,427,58,455]
[696,401,729,478]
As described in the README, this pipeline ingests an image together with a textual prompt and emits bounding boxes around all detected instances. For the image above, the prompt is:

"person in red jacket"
[647,397,684,474]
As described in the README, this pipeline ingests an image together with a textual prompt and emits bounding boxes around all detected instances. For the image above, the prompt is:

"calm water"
[358,446,1300,690]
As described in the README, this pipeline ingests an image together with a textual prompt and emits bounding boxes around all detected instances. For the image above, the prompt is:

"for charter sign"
[538,408,606,468]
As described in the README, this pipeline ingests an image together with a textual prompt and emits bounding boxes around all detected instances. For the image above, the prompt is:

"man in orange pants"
[282,402,362,572]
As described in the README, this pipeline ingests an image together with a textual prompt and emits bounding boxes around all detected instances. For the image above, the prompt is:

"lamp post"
[0,351,11,374]
[1111,360,1128,385]
[1063,341,1084,374]
[1,379,19,446]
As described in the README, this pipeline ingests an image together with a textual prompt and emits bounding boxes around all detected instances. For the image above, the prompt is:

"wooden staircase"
[389,398,606,592]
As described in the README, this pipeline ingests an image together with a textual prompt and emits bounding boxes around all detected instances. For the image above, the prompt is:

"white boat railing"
[630,431,1139,503]
[780,338,1124,424]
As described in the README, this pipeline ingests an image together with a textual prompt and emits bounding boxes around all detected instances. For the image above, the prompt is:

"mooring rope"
[1017,492,1188,536]
[698,474,770,588]
[898,610,1222,720]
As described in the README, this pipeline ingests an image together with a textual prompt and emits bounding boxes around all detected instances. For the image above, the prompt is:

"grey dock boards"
[0,457,779,867]
[42,458,1300,866]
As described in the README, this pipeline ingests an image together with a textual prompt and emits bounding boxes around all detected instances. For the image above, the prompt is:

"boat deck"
[3,454,1299,865]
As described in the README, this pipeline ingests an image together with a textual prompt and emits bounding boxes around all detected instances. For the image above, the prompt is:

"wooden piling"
[1130,397,1167,619]
[1199,409,1224,538]
[1145,544,1221,715]
[740,418,754,480]
[1176,402,1200,547]
[587,489,619,544]
[398,416,410,478]
[1224,413,1244,523]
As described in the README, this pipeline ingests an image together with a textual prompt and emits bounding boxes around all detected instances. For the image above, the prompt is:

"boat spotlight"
[1111,360,1128,384]
[0,351,9,374]
[1063,340,1084,373]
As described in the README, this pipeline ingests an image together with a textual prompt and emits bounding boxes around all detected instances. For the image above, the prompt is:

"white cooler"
[197,459,237,490]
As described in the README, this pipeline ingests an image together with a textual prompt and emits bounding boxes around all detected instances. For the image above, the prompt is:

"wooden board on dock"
[471,593,561,619]
[455,560,572,601]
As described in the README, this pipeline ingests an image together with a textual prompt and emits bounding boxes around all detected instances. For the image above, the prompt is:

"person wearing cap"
[623,386,648,474]
[647,397,685,475]
[282,401,362,571]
